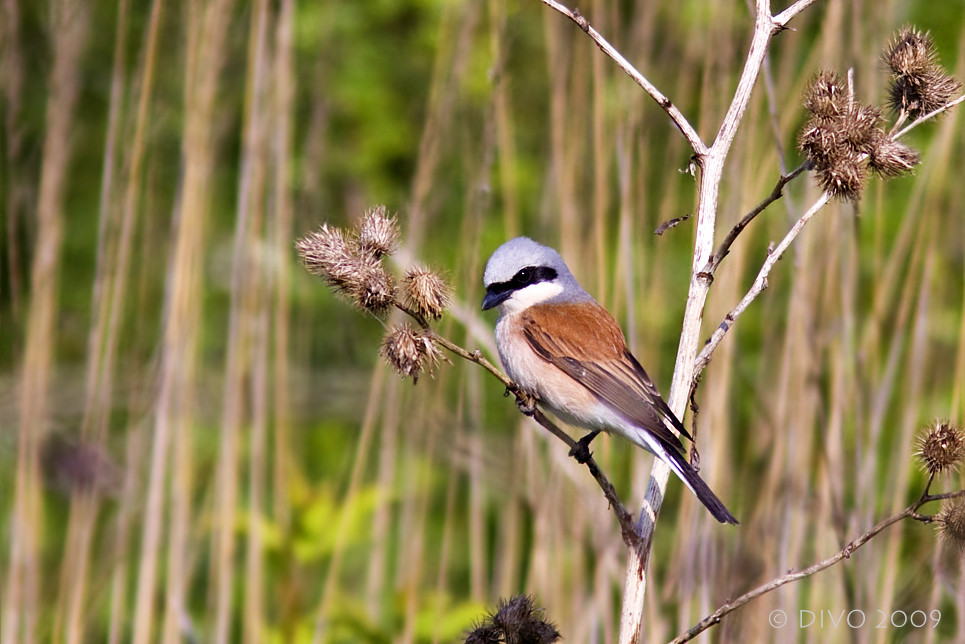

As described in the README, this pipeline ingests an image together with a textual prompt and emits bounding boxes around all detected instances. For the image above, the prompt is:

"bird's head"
[482,237,587,314]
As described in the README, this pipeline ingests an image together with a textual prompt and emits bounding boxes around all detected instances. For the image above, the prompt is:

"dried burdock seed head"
[381,323,422,380]
[890,69,963,119]
[804,70,847,119]
[917,419,965,475]
[884,27,962,119]
[296,225,396,316]
[403,265,452,320]
[885,27,936,77]
[916,70,963,116]
[868,138,920,177]
[380,323,441,383]
[841,104,883,153]
[490,595,561,644]
[937,499,965,552]
[357,205,400,257]
[464,626,502,644]
[798,118,841,169]
[296,224,354,282]
[350,254,395,315]
[818,153,865,202]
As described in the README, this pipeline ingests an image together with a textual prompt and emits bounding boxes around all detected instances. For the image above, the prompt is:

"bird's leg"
[569,430,601,464]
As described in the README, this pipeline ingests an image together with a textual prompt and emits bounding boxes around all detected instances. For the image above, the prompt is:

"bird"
[482,236,738,525]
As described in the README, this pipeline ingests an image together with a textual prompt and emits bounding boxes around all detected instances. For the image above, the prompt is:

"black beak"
[482,288,511,311]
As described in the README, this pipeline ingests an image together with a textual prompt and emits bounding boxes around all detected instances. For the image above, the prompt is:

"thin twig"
[704,162,809,276]
[772,0,824,29]
[893,93,965,139]
[693,190,831,380]
[670,487,965,643]
[536,0,707,155]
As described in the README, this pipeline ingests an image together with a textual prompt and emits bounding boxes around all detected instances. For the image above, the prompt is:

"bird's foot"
[512,389,537,416]
[569,430,601,464]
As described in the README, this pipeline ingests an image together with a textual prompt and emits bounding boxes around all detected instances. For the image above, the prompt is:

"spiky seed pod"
[464,626,501,644]
[798,105,874,202]
[890,69,963,118]
[937,499,965,552]
[818,152,866,202]
[381,323,423,380]
[803,70,847,120]
[868,138,920,177]
[916,69,963,116]
[380,324,441,383]
[296,224,355,282]
[884,27,962,119]
[884,27,934,77]
[798,118,841,168]
[357,205,400,257]
[403,265,452,320]
[490,595,561,644]
[917,419,965,475]
[350,253,395,315]
[840,104,883,154]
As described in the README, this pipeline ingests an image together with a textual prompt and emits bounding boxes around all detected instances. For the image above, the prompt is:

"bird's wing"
[520,302,692,450]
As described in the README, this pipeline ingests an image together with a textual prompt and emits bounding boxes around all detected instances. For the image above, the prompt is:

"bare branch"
[704,163,809,276]
[693,190,831,379]
[670,487,965,643]
[536,0,707,155]
[894,93,965,139]
[773,0,824,29]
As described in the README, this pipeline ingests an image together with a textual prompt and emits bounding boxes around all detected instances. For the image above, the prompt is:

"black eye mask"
[482,266,559,310]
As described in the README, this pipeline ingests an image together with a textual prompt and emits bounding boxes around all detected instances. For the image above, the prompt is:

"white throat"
[499,281,564,315]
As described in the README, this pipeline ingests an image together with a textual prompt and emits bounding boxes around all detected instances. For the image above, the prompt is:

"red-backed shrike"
[482,237,738,525]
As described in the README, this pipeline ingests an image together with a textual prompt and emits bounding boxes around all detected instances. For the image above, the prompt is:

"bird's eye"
[515,268,532,284]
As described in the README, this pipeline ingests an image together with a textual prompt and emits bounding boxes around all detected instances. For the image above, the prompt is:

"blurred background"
[2,0,964,642]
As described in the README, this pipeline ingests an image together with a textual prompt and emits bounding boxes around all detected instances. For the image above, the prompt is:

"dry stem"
[670,484,965,643]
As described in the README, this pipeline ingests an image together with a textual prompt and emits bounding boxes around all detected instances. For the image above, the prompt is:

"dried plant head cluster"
[296,205,452,382]
[296,219,396,315]
[798,71,919,201]
[798,27,961,201]
[916,419,965,476]
[465,595,561,644]
[884,27,962,121]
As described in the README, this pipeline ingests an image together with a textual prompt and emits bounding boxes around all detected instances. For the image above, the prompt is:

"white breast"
[494,313,626,434]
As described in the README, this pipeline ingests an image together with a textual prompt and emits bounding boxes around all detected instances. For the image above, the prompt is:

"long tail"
[627,428,739,525]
